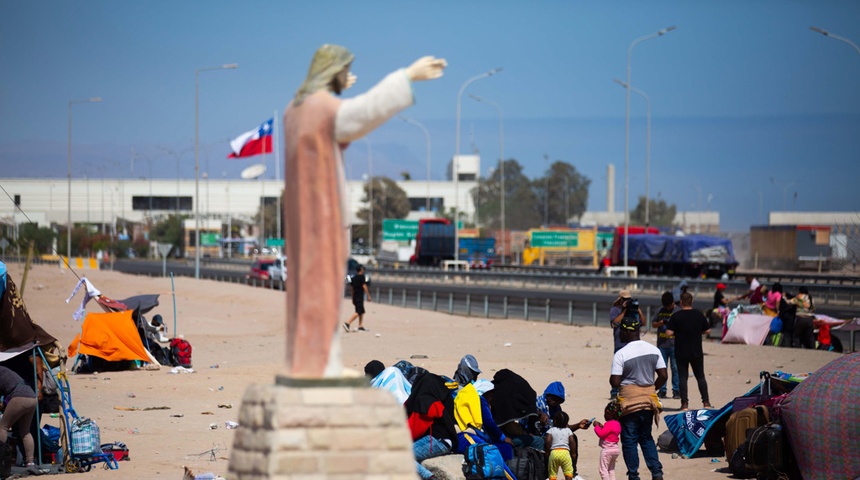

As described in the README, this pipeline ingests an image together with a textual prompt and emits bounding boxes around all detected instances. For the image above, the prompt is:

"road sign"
[201,233,221,247]
[266,238,285,247]
[531,230,579,248]
[382,219,419,241]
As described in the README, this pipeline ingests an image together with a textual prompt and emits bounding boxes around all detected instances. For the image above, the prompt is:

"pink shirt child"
[594,419,621,447]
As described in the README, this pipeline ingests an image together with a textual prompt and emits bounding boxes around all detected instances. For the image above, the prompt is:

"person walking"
[666,291,712,411]
[610,317,667,480]
[651,292,680,400]
[344,264,372,332]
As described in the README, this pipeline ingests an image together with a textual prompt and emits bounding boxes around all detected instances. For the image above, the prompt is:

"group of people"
[714,275,829,350]
[363,351,659,480]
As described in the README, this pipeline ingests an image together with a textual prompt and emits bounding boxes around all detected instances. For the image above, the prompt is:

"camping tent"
[780,353,860,480]
[68,310,152,364]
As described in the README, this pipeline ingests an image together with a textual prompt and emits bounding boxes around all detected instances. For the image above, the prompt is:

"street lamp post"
[398,116,432,212]
[613,78,652,227]
[363,138,373,255]
[67,97,102,260]
[544,154,550,226]
[454,68,502,262]
[467,94,505,264]
[195,63,237,279]
[622,26,675,268]
[810,26,860,55]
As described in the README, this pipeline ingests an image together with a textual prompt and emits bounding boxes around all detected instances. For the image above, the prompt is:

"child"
[544,411,576,480]
[593,401,622,480]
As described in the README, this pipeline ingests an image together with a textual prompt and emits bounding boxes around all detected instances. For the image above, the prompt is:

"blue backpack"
[463,443,507,479]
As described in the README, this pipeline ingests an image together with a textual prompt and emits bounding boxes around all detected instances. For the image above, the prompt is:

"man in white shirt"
[610,317,667,480]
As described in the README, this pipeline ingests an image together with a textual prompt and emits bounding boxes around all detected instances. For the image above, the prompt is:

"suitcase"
[724,405,770,461]
[745,424,787,475]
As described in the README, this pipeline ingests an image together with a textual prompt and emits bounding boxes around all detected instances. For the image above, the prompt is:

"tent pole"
[170,273,177,338]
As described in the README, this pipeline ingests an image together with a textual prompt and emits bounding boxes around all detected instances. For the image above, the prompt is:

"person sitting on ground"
[545,411,581,480]
[371,365,413,405]
[0,366,41,476]
[364,359,385,379]
[405,371,458,480]
[491,369,545,451]
[472,380,515,460]
[393,360,429,385]
[453,354,481,387]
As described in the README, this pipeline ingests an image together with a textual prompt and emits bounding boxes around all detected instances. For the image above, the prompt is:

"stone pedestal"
[228,376,419,480]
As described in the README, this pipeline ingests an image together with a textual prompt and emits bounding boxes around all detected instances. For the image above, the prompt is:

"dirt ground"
[6,263,841,479]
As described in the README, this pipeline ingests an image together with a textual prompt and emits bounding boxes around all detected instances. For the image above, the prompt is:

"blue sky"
[1,1,859,231]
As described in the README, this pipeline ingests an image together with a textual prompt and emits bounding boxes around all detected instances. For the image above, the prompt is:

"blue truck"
[459,238,496,269]
[617,233,738,278]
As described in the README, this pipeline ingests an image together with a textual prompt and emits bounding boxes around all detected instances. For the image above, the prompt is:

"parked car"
[269,256,287,282]
[246,258,276,284]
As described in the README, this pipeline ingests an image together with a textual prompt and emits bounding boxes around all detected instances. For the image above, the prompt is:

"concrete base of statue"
[228,376,419,480]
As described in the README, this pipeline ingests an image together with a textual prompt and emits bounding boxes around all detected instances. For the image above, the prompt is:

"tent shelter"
[780,353,860,480]
[68,310,153,367]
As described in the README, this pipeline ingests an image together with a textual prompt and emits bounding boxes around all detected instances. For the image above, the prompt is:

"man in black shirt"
[344,265,372,332]
[666,291,711,411]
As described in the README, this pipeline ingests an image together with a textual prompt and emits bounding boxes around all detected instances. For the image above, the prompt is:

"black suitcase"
[745,423,787,476]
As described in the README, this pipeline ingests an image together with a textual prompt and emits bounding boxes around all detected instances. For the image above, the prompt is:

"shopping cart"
[56,372,119,472]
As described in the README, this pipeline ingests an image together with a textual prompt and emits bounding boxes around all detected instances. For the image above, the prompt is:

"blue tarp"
[621,234,737,265]
[664,384,757,458]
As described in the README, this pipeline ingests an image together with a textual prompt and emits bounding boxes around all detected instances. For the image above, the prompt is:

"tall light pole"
[398,116,432,212]
[623,26,675,268]
[613,78,652,227]
[195,63,237,279]
[363,138,373,255]
[468,94,505,264]
[810,26,860,55]
[454,68,502,262]
[67,97,102,259]
[544,154,550,226]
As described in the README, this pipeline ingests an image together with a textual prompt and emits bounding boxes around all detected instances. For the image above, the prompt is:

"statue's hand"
[345,73,357,90]
[406,56,447,82]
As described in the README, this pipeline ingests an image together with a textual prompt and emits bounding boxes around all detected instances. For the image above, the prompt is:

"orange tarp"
[68,310,150,362]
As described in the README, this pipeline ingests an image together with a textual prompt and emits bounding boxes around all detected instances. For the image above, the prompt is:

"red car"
[246,259,276,284]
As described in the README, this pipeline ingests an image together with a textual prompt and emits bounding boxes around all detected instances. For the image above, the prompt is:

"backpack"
[656,429,678,452]
[170,338,193,368]
[724,405,770,463]
[507,447,545,480]
[463,443,507,480]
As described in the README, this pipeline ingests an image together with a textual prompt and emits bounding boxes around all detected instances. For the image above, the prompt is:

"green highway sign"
[531,230,579,248]
[266,238,285,247]
[382,219,419,241]
[200,233,221,247]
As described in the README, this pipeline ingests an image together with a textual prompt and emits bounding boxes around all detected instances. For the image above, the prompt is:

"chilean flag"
[228,118,273,158]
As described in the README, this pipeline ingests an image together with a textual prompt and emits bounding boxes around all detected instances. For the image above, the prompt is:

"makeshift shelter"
[780,353,860,480]
[721,313,772,345]
[68,310,153,368]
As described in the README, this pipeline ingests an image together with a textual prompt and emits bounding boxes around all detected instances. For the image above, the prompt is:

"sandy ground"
[6,263,841,479]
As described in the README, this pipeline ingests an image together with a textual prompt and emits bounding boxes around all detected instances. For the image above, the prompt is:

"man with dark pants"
[611,317,667,480]
[651,291,680,400]
[666,291,712,411]
[344,265,372,332]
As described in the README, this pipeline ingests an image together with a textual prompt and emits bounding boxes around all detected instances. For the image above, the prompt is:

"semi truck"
[611,228,738,278]
[458,237,496,269]
[410,219,456,266]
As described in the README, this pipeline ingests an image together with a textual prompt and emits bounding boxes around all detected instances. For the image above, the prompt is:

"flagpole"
[274,109,281,246]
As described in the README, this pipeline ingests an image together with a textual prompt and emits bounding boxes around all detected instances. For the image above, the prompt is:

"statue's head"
[294,44,354,105]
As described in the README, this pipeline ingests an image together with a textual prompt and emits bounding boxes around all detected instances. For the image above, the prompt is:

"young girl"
[593,401,622,480]
[544,411,575,480]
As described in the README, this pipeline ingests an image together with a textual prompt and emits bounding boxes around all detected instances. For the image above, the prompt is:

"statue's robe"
[283,70,413,378]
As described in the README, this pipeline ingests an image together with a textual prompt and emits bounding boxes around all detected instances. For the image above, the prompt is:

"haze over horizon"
[2,1,859,232]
